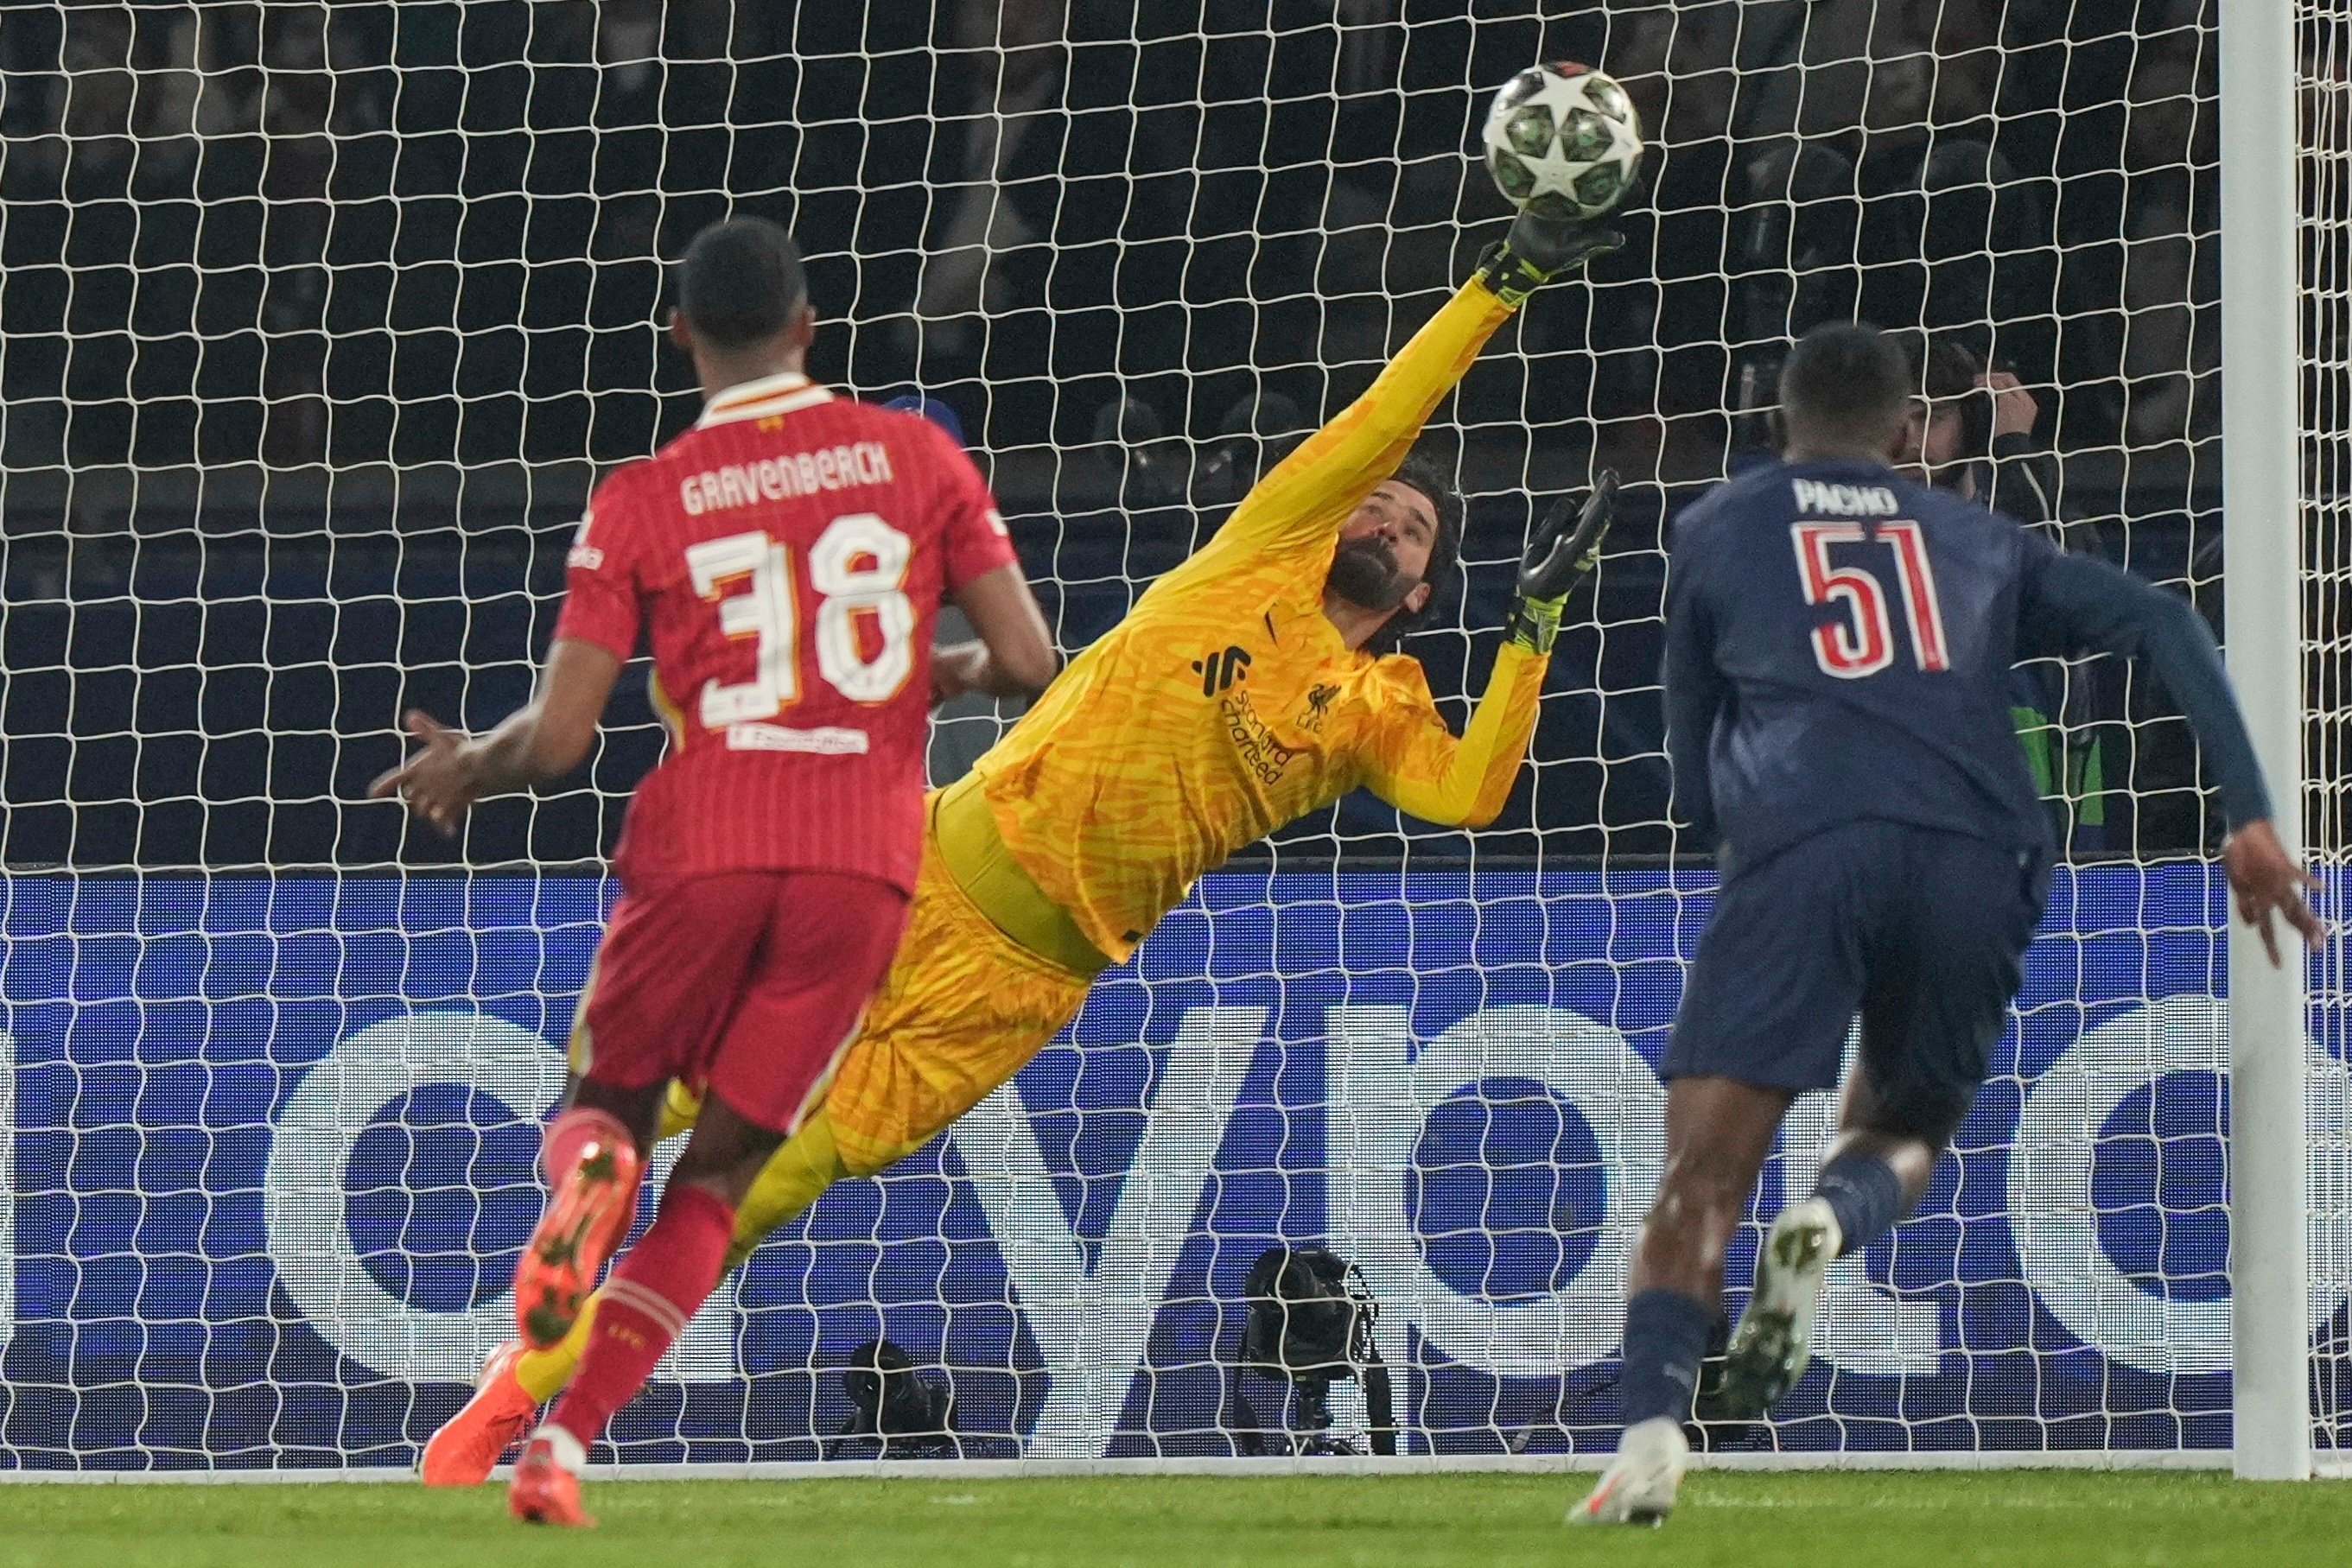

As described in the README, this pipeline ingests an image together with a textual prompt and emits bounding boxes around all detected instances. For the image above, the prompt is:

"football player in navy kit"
[1575,323,2323,1526]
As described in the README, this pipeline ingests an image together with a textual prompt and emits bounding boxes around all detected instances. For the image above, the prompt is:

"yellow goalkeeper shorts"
[819,816,1097,1173]
[657,784,1098,1178]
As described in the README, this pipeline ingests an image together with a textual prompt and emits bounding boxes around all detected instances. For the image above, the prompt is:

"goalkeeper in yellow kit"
[422,209,1620,1484]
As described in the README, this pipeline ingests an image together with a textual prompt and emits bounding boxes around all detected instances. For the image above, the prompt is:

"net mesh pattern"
[0,1,2324,1467]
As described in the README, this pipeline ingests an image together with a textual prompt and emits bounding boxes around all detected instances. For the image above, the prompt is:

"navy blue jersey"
[1664,456,2269,865]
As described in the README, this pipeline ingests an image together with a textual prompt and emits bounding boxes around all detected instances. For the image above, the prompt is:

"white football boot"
[1719,1196,1841,1417]
[1569,1416,1690,1526]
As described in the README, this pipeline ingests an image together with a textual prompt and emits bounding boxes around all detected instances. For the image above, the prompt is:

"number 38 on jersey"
[1790,521,1951,679]
[685,511,918,727]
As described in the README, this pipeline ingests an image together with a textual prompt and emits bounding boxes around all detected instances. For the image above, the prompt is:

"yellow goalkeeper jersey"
[972,276,1550,965]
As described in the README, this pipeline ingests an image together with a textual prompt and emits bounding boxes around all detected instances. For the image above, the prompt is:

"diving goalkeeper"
[422,211,1621,1484]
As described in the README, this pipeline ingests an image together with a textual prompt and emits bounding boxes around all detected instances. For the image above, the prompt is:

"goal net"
[0,0,2342,1471]
[2304,0,2352,1467]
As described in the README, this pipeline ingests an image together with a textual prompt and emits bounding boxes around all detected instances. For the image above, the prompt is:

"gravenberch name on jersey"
[1791,478,1901,516]
[678,439,896,517]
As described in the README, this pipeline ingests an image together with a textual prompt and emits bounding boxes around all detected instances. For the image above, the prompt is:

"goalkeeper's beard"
[1325,536,1418,613]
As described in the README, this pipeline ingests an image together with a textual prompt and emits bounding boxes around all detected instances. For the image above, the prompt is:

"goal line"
[0,1449,2253,1487]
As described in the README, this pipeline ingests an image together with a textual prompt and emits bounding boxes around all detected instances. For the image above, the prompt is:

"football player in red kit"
[372,217,1057,1527]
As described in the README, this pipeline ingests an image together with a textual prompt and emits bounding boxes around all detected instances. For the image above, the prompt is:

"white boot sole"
[1720,1203,1837,1417]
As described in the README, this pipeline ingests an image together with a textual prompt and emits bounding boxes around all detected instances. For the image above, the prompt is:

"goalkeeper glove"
[1503,469,1618,657]
[1477,210,1625,307]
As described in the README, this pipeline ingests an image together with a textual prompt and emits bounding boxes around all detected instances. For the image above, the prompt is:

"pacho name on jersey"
[679,441,897,516]
[1791,478,1899,517]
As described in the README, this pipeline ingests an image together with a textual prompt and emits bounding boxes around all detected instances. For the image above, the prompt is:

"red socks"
[545,1182,737,1452]
[542,1106,632,1186]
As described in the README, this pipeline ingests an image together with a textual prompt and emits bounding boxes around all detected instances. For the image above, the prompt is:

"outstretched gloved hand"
[1504,469,1618,656]
[1477,210,1625,305]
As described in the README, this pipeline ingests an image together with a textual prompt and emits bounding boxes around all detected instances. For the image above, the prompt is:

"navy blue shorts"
[1663,822,2049,1131]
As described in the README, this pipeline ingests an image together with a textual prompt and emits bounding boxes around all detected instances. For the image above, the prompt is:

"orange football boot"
[513,1130,642,1349]
[420,1341,537,1486]
[508,1435,594,1527]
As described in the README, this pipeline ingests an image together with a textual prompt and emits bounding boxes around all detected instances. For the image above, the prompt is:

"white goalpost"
[2221,0,2311,1484]
[0,0,2349,1478]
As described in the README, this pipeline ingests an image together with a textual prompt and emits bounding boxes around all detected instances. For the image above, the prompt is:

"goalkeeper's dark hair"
[1778,321,1912,451]
[1904,330,1997,465]
[676,217,807,349]
[1908,332,1985,403]
[1369,449,1464,655]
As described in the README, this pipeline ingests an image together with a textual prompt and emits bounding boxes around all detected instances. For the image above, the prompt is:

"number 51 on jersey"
[1791,521,1951,679]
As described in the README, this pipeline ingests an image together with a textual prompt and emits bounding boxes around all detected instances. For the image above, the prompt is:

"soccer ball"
[1482,61,1643,222]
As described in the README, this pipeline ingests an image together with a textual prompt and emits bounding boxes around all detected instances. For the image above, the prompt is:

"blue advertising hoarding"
[0,866,2342,1470]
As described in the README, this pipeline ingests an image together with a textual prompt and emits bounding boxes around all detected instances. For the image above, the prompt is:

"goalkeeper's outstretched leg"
[512,1101,893,1403]
[421,1095,857,1486]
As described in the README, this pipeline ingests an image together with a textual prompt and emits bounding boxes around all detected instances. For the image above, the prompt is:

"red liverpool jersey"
[553,371,1018,892]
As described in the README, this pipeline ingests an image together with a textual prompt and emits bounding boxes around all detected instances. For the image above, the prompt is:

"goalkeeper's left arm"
[1183,213,1622,579]
[1361,476,1616,828]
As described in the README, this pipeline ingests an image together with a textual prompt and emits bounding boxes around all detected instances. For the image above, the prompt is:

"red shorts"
[572,870,911,1135]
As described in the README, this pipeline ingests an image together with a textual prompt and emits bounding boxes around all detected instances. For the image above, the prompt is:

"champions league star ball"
[1482,61,1644,222]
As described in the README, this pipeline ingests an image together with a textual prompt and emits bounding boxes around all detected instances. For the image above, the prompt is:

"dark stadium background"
[0,1,2228,869]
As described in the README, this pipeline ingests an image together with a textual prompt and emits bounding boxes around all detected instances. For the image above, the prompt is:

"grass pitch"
[2,1470,2345,1568]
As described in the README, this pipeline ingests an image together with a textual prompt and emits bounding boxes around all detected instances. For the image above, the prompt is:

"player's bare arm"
[368,637,621,835]
[934,560,1060,702]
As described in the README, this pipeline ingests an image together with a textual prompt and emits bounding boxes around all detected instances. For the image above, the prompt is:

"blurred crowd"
[4,0,2317,870]
[0,0,2228,479]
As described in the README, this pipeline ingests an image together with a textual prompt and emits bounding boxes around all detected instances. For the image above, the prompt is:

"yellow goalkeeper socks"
[510,1111,853,1404]
[516,1295,597,1405]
